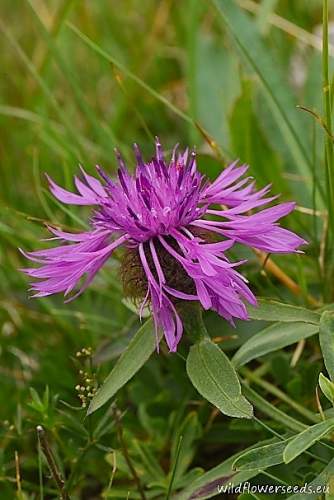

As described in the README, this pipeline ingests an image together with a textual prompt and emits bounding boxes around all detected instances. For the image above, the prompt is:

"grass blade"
[211,0,319,198]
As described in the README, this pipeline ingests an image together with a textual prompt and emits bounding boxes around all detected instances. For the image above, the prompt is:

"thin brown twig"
[114,409,146,500]
[37,425,70,500]
[15,451,22,495]
[253,248,319,307]
[297,105,334,141]
[315,386,325,421]
[195,121,225,161]
[290,339,305,368]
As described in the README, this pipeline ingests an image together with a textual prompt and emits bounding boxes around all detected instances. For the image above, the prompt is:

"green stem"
[166,435,183,500]
[179,302,209,343]
[323,0,334,284]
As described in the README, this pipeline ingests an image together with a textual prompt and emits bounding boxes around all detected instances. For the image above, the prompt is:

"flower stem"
[179,302,209,343]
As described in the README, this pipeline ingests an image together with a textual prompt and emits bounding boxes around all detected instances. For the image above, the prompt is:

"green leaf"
[121,298,150,317]
[175,448,259,500]
[242,384,306,433]
[25,0,118,156]
[286,457,334,500]
[132,440,164,482]
[187,339,253,419]
[255,0,279,34]
[170,412,201,483]
[319,311,334,381]
[191,30,241,150]
[88,319,157,414]
[319,373,334,404]
[103,488,160,499]
[0,20,83,160]
[28,388,44,414]
[232,322,319,368]
[211,0,313,188]
[248,299,320,325]
[229,78,285,189]
[233,438,292,471]
[68,22,192,125]
[283,418,334,464]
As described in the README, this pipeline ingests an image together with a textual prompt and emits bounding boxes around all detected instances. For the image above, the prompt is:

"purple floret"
[21,139,306,351]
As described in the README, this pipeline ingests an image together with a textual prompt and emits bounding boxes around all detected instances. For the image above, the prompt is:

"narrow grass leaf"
[283,418,334,464]
[187,339,253,419]
[166,435,183,500]
[170,412,200,482]
[232,322,319,367]
[319,311,334,380]
[229,78,285,190]
[67,22,192,124]
[211,0,314,192]
[26,0,119,154]
[132,440,164,482]
[0,19,83,158]
[88,319,157,414]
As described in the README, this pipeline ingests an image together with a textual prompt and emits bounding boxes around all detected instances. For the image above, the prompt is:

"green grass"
[1,0,334,498]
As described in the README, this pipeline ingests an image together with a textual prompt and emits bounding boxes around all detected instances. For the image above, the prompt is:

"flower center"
[120,236,196,303]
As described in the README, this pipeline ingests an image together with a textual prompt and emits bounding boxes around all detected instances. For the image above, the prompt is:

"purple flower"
[21,139,305,351]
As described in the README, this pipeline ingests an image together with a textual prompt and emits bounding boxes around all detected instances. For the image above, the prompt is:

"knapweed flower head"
[21,139,305,351]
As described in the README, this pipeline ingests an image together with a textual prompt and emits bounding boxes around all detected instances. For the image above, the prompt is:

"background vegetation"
[1,0,334,498]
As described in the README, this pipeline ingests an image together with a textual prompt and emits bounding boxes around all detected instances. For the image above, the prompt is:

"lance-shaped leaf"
[283,418,334,464]
[248,299,320,325]
[88,319,157,414]
[211,0,312,186]
[319,311,334,381]
[319,372,334,404]
[233,437,293,471]
[232,322,319,368]
[175,447,259,500]
[187,339,253,419]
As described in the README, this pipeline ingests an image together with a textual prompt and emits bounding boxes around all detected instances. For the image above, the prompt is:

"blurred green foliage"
[1,0,334,498]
